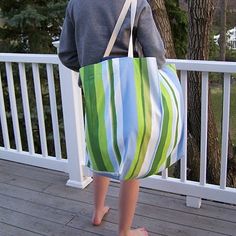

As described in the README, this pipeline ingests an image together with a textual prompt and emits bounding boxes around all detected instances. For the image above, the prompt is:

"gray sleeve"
[136,2,166,68]
[58,4,80,72]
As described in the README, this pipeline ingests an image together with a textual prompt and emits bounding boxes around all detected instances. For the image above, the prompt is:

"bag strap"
[103,0,137,58]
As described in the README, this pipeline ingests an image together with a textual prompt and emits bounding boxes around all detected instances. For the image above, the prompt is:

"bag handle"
[103,0,137,58]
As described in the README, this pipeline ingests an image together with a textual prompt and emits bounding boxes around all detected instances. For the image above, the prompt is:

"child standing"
[59,0,166,235]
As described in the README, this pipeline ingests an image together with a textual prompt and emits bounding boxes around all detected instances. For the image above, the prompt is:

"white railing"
[0,53,92,188]
[141,59,236,208]
[0,53,236,208]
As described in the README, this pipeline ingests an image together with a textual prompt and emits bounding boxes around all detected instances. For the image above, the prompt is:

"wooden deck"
[0,159,235,236]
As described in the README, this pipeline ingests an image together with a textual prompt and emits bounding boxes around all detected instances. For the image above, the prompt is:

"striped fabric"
[80,57,185,180]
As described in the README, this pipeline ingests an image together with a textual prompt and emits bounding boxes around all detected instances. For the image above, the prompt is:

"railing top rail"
[167,59,236,73]
[0,53,235,73]
[0,53,59,64]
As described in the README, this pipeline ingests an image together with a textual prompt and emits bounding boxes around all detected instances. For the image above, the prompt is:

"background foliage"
[0,0,67,53]
[165,0,188,59]
[0,0,68,156]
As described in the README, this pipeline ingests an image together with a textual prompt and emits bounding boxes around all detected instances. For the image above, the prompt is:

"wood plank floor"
[0,159,235,236]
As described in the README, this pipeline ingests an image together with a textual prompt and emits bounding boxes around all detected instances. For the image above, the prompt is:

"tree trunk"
[187,0,221,184]
[227,137,236,187]
[148,0,176,58]
[149,0,236,186]
[219,0,227,61]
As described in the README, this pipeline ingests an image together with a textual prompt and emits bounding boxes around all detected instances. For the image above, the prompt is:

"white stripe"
[159,69,183,166]
[112,59,126,173]
[138,58,163,177]
[160,75,178,161]
[160,70,183,165]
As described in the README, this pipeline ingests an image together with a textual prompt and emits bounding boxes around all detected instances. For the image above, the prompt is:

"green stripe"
[167,64,177,74]
[81,62,182,178]
[85,125,96,168]
[154,81,174,172]
[79,68,84,83]
[124,59,145,180]
[80,68,96,169]
[108,60,121,164]
[145,81,173,176]
[94,63,114,171]
[82,65,107,171]
[146,93,169,176]
[162,75,180,168]
[81,67,97,170]
[129,59,152,178]
[166,155,171,168]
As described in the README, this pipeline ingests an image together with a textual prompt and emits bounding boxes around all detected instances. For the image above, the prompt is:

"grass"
[210,81,236,145]
[168,79,236,178]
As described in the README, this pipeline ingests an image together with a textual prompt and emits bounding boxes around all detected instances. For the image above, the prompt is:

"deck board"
[0,222,43,236]
[0,159,235,236]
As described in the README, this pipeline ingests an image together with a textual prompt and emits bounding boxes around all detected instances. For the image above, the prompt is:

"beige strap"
[128,0,137,57]
[103,0,137,58]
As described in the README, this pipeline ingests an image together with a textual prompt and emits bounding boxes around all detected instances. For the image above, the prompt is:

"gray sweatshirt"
[59,0,166,71]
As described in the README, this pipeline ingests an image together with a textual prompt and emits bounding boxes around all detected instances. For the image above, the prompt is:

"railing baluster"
[18,63,35,154]
[46,64,62,160]
[180,70,188,182]
[162,169,168,179]
[220,73,231,189]
[0,71,10,149]
[32,63,48,157]
[200,72,209,185]
[5,62,22,151]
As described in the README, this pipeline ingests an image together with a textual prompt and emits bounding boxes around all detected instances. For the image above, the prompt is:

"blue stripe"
[119,58,138,178]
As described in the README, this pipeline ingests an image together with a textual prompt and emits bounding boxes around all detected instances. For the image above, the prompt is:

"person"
[59,0,166,235]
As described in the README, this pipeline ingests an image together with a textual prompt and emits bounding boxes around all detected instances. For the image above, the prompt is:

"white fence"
[142,59,236,208]
[0,53,236,208]
[0,53,92,188]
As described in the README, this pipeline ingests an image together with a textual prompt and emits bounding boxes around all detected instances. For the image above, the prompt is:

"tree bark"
[227,137,236,187]
[219,0,227,61]
[148,0,176,58]
[149,0,236,187]
[187,0,221,184]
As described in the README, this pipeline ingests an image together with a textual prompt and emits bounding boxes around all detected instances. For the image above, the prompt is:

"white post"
[186,196,202,208]
[54,41,92,188]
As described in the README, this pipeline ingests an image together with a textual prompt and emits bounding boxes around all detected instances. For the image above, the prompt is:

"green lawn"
[211,82,236,145]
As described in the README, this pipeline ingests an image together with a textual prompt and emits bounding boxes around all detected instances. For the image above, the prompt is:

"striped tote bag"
[79,0,185,180]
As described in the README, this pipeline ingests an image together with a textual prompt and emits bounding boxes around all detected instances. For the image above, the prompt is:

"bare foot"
[92,206,110,226]
[120,228,148,236]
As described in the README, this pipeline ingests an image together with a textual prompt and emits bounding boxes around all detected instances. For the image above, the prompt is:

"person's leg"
[92,174,110,226]
[119,179,148,236]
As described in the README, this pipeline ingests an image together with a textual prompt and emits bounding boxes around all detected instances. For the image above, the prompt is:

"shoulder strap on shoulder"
[103,0,137,58]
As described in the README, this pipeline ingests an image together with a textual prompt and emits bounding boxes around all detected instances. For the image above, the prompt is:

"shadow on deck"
[0,159,235,236]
